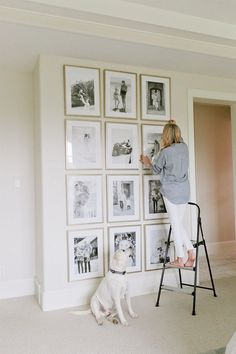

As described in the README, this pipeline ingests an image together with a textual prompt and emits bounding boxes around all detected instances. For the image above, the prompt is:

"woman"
[140,120,195,267]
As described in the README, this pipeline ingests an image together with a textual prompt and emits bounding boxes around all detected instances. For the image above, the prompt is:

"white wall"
[35,54,236,311]
[0,69,35,299]
[1,55,236,306]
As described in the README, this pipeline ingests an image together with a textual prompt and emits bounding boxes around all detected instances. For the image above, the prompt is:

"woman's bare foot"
[184,258,195,267]
[184,250,195,267]
[169,257,184,267]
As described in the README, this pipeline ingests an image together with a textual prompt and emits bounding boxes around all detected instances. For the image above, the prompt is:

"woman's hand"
[140,154,152,168]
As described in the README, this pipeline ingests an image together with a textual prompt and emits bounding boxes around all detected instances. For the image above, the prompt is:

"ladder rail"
[199,219,217,297]
[155,226,172,307]
[181,283,214,291]
[191,202,201,315]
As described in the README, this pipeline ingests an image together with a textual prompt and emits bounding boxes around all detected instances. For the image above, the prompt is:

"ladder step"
[162,285,193,295]
[165,264,195,271]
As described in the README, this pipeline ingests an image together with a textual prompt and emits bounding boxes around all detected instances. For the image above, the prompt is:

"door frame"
[188,89,236,242]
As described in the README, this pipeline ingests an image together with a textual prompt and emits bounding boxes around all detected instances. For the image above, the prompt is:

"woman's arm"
[139,154,152,168]
[140,150,166,173]
[152,150,166,174]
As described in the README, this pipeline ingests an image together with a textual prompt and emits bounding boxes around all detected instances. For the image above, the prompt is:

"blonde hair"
[161,120,182,148]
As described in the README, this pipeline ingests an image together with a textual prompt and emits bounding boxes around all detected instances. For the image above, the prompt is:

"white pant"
[163,197,193,258]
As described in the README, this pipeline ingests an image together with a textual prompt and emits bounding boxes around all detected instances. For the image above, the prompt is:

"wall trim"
[0,278,35,300]
[8,0,236,42]
[1,6,236,59]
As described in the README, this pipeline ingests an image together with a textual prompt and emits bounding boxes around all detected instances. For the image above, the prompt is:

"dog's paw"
[130,312,138,319]
[121,320,129,326]
[96,318,104,326]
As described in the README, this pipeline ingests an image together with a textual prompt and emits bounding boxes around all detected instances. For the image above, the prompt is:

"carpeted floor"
[198,348,225,354]
[0,276,235,354]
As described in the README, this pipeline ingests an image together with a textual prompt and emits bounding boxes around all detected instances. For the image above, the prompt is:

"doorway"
[194,102,235,246]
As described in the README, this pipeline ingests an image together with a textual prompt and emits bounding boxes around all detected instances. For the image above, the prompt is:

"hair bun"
[169,119,176,125]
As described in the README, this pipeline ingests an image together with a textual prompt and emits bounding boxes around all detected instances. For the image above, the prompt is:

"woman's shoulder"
[163,142,188,154]
[173,141,188,149]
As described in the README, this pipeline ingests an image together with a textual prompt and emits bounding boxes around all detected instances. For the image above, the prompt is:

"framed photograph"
[107,175,140,222]
[66,175,103,225]
[140,74,170,120]
[106,122,139,169]
[104,70,137,119]
[109,225,141,273]
[143,175,167,220]
[68,228,104,281]
[65,120,102,169]
[141,124,163,169]
[145,224,174,271]
[64,65,100,117]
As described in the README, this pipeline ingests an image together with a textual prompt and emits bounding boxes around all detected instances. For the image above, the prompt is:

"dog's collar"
[109,268,126,275]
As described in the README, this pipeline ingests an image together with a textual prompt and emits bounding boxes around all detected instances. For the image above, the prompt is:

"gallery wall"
[35,54,236,311]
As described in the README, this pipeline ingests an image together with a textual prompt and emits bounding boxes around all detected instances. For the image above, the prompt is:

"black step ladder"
[156,202,217,315]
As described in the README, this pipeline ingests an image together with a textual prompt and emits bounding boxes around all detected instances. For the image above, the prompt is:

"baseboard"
[0,278,35,300]
[40,270,194,311]
[41,284,94,311]
[34,277,42,308]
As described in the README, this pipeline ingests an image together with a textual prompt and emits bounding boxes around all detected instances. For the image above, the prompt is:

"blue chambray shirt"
[152,142,190,204]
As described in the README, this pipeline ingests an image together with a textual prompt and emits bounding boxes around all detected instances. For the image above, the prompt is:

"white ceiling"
[1,0,236,77]
[125,0,236,24]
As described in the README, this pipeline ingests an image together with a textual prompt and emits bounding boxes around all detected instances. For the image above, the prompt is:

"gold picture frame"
[104,69,137,119]
[64,65,101,117]
[140,74,171,121]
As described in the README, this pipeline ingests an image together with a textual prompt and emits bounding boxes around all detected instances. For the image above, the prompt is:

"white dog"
[90,247,138,326]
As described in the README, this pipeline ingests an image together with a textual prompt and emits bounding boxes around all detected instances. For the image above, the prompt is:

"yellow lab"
[90,247,138,326]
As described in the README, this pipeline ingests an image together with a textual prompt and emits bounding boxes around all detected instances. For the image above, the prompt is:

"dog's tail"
[70,309,91,316]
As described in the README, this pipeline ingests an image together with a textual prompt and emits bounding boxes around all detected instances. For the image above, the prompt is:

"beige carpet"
[0,276,235,354]
[198,349,225,354]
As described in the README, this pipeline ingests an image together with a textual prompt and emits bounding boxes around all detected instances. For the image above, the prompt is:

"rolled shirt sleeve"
[152,150,166,174]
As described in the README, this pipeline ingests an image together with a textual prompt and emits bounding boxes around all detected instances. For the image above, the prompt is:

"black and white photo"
[109,225,141,273]
[107,175,140,222]
[106,122,139,169]
[141,74,170,120]
[143,175,167,219]
[65,120,102,169]
[141,124,163,168]
[67,175,103,225]
[68,229,104,281]
[104,70,137,119]
[145,224,173,271]
[64,65,100,116]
